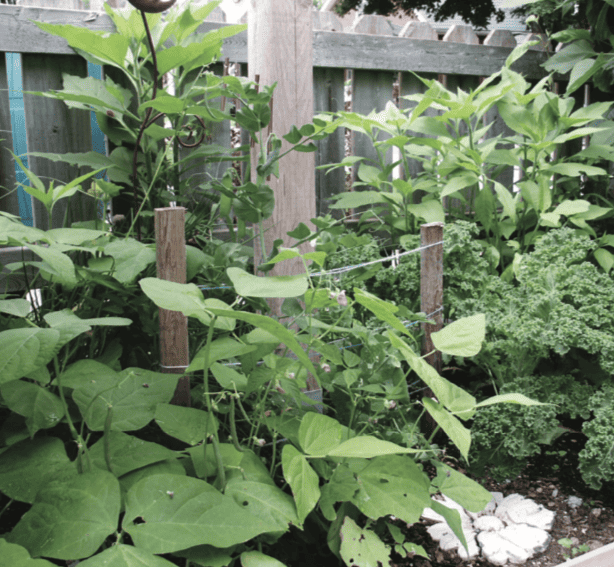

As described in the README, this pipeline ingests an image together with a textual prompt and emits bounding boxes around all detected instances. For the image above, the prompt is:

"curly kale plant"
[469,374,594,480]
[579,384,614,490]
[456,228,614,386]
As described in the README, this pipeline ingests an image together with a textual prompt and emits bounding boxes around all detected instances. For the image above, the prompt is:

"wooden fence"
[0,2,553,292]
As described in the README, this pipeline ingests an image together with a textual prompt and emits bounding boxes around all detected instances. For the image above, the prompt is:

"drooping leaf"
[104,239,156,284]
[0,328,60,385]
[226,481,300,531]
[227,267,308,298]
[241,551,288,567]
[423,398,471,461]
[0,437,75,504]
[88,431,178,478]
[327,436,419,458]
[281,445,320,524]
[0,540,57,567]
[72,367,178,431]
[431,314,485,357]
[352,455,431,525]
[339,517,391,567]
[210,362,248,392]
[155,404,218,445]
[122,474,280,554]
[187,338,257,372]
[76,544,178,567]
[7,470,121,560]
[0,380,64,436]
[474,393,550,408]
[298,413,343,456]
[354,289,410,336]
[431,461,492,513]
[388,332,476,416]
[0,299,31,318]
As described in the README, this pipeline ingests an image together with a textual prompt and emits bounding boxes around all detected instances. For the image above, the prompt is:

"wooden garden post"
[247,0,316,317]
[420,222,443,373]
[155,207,191,407]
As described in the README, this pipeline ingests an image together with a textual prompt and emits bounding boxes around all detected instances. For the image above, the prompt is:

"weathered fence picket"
[0,2,557,292]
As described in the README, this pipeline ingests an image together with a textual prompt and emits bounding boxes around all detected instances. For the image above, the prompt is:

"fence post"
[420,222,443,373]
[155,207,191,407]
[248,0,315,317]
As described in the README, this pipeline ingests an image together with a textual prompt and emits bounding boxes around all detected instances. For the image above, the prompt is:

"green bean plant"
[317,41,614,274]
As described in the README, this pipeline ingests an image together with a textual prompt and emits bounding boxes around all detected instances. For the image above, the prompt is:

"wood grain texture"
[313,66,345,217]
[248,0,315,316]
[420,222,443,373]
[0,6,553,80]
[155,207,190,407]
[21,52,97,229]
[0,52,18,219]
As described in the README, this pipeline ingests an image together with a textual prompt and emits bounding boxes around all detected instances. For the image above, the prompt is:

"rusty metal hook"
[126,0,177,14]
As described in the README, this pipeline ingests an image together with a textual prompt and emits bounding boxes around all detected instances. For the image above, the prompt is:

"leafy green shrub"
[579,384,614,489]
[469,374,594,480]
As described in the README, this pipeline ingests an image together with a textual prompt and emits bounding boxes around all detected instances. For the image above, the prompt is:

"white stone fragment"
[495,493,528,523]
[568,495,583,508]
[474,515,505,532]
[500,523,551,555]
[507,499,555,530]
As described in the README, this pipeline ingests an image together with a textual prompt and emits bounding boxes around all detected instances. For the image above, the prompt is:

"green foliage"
[468,373,593,480]
[579,384,614,490]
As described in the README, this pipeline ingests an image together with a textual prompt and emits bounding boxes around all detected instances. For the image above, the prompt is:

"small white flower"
[384,399,397,410]
[287,372,295,379]
[255,438,266,447]
[321,363,331,373]
[310,239,317,248]
[336,290,347,307]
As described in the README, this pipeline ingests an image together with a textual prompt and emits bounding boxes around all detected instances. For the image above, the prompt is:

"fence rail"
[1,3,555,292]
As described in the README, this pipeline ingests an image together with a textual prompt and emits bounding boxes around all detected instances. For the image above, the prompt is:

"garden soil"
[395,431,614,567]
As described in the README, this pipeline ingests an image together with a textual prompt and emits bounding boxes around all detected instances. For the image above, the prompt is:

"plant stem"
[104,406,114,474]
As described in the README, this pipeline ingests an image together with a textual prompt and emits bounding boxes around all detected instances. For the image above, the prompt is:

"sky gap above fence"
[0,5,552,79]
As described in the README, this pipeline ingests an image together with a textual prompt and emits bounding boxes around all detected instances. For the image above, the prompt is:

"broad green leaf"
[123,474,279,554]
[431,461,492,513]
[227,267,308,298]
[267,248,301,264]
[281,445,320,524]
[35,74,132,115]
[319,464,359,521]
[227,481,300,531]
[352,455,431,524]
[327,436,419,458]
[388,331,476,415]
[7,470,120,560]
[119,459,186,497]
[545,163,607,177]
[474,393,551,408]
[340,517,391,567]
[298,413,343,456]
[540,212,561,227]
[207,309,318,378]
[567,57,601,95]
[77,544,178,567]
[57,359,118,390]
[210,362,249,392]
[88,431,178,477]
[0,328,60,384]
[154,403,217,445]
[441,173,478,199]
[0,437,75,504]
[174,545,236,567]
[431,314,485,357]
[139,278,235,330]
[32,22,129,68]
[190,442,245,480]
[553,199,591,216]
[423,398,471,461]
[104,239,156,284]
[0,299,31,318]
[25,243,77,288]
[493,181,517,223]
[354,288,410,336]
[429,498,468,552]
[0,380,64,436]
[329,191,388,209]
[406,200,445,223]
[595,248,614,274]
[0,540,56,566]
[241,551,287,567]
[156,42,221,75]
[46,228,108,245]
[73,367,178,431]
[138,94,185,114]
[186,245,208,281]
[187,338,257,372]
